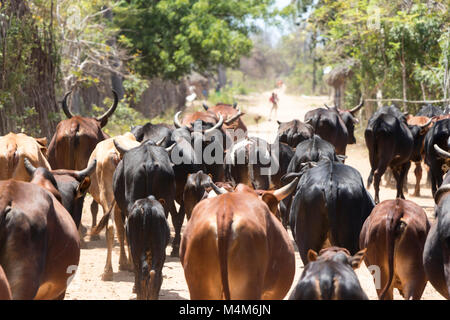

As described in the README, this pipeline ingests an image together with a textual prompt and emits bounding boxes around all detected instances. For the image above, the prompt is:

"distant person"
[269,92,279,121]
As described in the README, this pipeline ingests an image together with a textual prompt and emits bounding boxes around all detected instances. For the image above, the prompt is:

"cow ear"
[261,193,280,217]
[158,198,166,206]
[277,120,281,125]
[349,248,367,269]
[307,249,318,262]
[76,177,91,198]
[35,137,47,147]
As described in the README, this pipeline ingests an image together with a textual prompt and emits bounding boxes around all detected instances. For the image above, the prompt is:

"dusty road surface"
[65,88,445,300]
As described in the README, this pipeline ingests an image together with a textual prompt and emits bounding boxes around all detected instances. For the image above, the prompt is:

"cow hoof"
[90,234,101,241]
[101,272,113,281]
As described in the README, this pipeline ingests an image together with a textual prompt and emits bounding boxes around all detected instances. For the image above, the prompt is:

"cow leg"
[114,206,132,271]
[90,200,100,241]
[170,200,184,257]
[374,164,388,204]
[412,161,422,197]
[102,223,114,281]
[393,163,410,199]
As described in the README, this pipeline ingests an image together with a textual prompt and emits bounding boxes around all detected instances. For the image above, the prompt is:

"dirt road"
[65,87,445,300]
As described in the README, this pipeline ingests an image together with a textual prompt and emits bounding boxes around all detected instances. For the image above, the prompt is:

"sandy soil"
[65,87,445,300]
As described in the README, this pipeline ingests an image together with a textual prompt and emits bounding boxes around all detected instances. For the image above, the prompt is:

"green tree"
[113,0,278,80]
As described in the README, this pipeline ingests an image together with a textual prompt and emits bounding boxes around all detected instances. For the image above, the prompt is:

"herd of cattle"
[0,90,450,300]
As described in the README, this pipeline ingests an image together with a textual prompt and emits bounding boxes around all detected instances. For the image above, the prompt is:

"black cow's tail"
[379,199,404,300]
[325,161,339,246]
[90,200,116,236]
[217,205,233,300]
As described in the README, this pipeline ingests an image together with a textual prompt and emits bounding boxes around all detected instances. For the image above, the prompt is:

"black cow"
[416,104,443,118]
[112,139,179,256]
[224,137,293,190]
[289,247,368,300]
[423,172,450,299]
[276,120,314,148]
[23,158,96,229]
[288,158,375,264]
[126,195,170,300]
[278,135,342,227]
[303,100,364,155]
[131,122,174,147]
[424,119,450,195]
[365,107,414,203]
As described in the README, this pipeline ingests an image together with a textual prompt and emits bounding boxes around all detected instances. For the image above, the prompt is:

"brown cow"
[87,132,140,279]
[0,265,12,300]
[202,103,247,137]
[0,132,50,181]
[0,178,80,299]
[47,90,118,241]
[180,179,298,299]
[359,198,430,300]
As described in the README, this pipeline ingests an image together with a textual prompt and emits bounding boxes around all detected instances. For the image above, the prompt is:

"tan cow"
[0,132,50,181]
[180,179,298,299]
[359,198,430,300]
[87,132,140,280]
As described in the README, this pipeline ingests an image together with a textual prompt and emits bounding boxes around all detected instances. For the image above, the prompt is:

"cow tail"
[90,200,115,236]
[216,201,233,300]
[379,199,404,300]
[325,162,338,244]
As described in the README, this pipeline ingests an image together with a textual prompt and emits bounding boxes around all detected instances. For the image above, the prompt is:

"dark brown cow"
[47,90,118,170]
[360,199,430,300]
[405,115,433,196]
[180,179,298,299]
[0,266,12,300]
[0,178,80,299]
[289,247,368,300]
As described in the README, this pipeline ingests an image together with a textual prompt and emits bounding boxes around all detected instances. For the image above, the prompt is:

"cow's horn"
[204,113,224,134]
[114,139,128,157]
[210,182,228,195]
[61,91,74,119]
[165,143,176,153]
[434,144,450,158]
[174,111,183,129]
[273,177,299,201]
[232,102,238,109]
[155,136,166,146]
[434,184,450,204]
[324,103,331,110]
[202,103,209,111]
[419,118,432,129]
[224,109,243,125]
[96,90,119,123]
[76,159,97,179]
[349,97,364,114]
[23,157,37,176]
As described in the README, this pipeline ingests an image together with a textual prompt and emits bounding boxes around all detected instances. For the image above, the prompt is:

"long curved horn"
[95,90,119,124]
[324,103,331,110]
[349,97,365,114]
[23,157,37,177]
[209,182,228,195]
[419,118,432,129]
[155,136,166,146]
[202,103,209,111]
[174,111,183,128]
[434,144,450,158]
[224,109,243,125]
[76,159,97,180]
[434,184,450,204]
[204,113,224,134]
[61,91,74,119]
[273,177,299,201]
[165,142,176,153]
[114,139,128,157]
